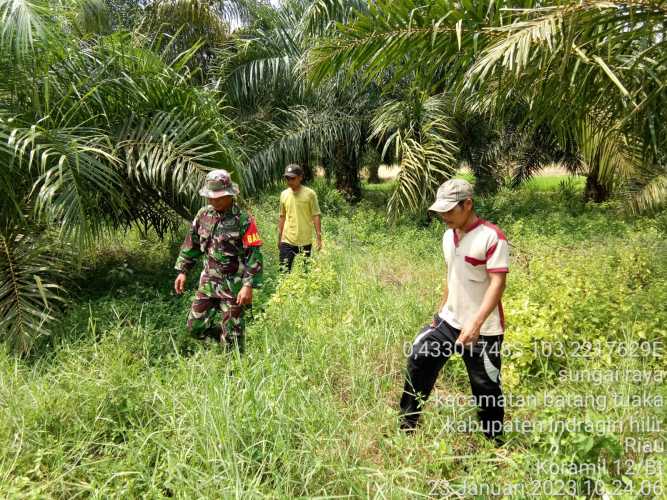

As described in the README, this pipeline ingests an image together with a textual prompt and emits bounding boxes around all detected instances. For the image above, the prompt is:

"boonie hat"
[199,169,240,198]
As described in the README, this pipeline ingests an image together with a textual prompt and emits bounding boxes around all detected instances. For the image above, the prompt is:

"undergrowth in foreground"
[1,180,666,497]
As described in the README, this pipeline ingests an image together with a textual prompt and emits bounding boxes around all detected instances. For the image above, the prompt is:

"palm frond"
[0,0,51,57]
[5,122,124,242]
[574,116,640,192]
[470,8,564,82]
[308,0,509,86]
[301,0,367,36]
[309,0,457,85]
[70,0,113,36]
[220,24,303,104]
[387,119,458,216]
[4,32,238,234]
[629,173,667,213]
[371,92,458,214]
[140,0,239,78]
[118,109,238,219]
[242,105,362,191]
[0,117,30,226]
[142,0,230,41]
[0,230,69,354]
[469,0,667,157]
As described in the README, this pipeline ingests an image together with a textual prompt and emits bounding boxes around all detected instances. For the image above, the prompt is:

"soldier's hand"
[236,284,253,305]
[174,273,186,294]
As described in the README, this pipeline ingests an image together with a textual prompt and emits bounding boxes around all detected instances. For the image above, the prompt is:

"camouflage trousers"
[187,277,247,350]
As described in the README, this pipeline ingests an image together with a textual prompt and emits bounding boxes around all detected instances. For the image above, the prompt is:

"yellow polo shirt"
[279,186,320,246]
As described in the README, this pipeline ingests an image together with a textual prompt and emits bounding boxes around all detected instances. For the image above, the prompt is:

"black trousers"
[399,316,504,438]
[279,242,312,272]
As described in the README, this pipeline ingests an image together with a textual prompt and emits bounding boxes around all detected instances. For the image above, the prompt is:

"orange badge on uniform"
[242,218,263,247]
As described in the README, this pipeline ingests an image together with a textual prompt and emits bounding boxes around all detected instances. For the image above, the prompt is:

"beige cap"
[428,179,474,212]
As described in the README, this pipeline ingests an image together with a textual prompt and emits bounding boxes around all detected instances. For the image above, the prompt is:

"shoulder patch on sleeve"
[242,217,263,247]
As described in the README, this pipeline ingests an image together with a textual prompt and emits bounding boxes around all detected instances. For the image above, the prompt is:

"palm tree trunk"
[367,163,380,183]
[302,154,314,182]
[333,141,362,201]
[365,137,382,184]
[300,137,314,182]
[472,161,499,195]
[584,166,611,203]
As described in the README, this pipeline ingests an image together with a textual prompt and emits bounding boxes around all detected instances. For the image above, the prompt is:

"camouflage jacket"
[174,204,263,288]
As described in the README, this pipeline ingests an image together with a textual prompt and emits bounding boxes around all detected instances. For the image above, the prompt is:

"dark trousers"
[399,316,504,438]
[279,242,312,272]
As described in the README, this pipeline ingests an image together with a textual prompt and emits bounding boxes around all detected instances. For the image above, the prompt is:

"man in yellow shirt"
[278,164,322,272]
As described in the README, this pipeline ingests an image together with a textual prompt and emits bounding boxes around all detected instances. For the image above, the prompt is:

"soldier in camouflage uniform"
[174,170,263,350]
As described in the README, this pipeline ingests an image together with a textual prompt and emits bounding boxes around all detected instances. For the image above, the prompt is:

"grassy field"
[1,178,666,497]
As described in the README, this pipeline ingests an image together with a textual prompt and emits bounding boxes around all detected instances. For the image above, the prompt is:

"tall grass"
[1,181,665,496]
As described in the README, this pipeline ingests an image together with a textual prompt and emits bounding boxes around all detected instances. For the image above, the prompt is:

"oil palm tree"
[0,0,239,352]
[370,90,457,214]
[310,0,666,209]
[309,0,559,208]
[467,0,667,208]
[215,0,377,199]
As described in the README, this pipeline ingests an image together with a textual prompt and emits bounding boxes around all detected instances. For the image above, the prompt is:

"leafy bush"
[309,178,348,215]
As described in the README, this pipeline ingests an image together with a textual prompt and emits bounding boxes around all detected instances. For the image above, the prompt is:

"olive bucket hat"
[199,169,240,198]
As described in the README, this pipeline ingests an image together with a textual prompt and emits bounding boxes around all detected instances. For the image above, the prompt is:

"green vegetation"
[1,180,665,496]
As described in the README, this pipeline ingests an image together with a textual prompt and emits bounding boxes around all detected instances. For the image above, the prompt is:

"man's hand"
[456,320,481,347]
[316,235,322,251]
[456,273,506,347]
[174,273,186,294]
[236,284,253,305]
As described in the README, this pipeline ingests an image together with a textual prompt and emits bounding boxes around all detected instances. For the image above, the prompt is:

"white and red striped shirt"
[439,218,509,336]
